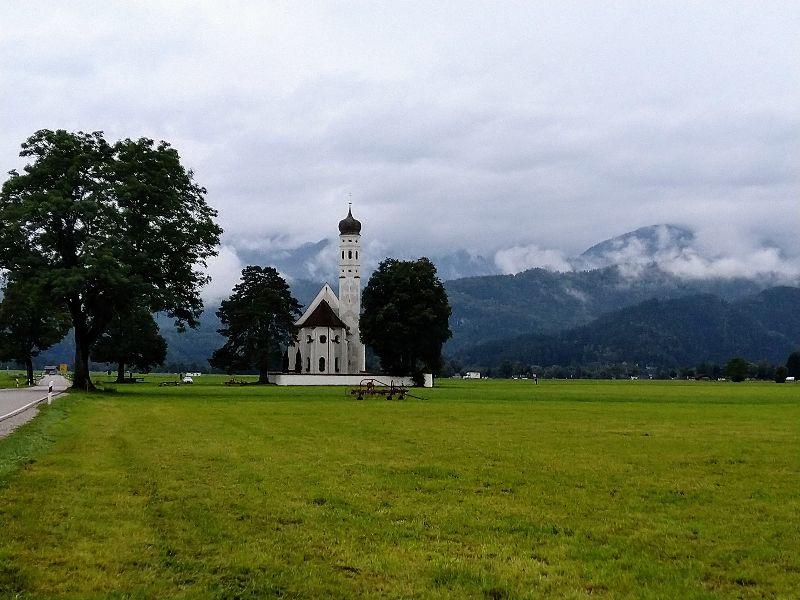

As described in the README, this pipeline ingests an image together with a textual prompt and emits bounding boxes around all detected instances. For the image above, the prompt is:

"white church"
[286,206,366,376]
[272,207,429,387]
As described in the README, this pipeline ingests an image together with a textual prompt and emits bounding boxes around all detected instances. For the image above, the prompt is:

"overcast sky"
[1,1,798,294]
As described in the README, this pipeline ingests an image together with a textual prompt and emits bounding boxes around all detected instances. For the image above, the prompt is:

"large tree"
[0,278,71,385]
[209,266,301,384]
[361,257,452,378]
[92,307,168,383]
[0,130,222,390]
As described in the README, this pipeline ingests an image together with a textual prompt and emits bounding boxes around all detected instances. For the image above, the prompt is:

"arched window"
[306,357,310,372]
[319,334,327,344]
[348,250,352,259]
[355,251,358,260]
[319,357,326,372]
[335,357,340,372]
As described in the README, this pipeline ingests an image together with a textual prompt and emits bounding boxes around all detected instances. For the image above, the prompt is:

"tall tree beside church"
[92,307,168,383]
[0,278,70,385]
[0,130,222,390]
[361,257,452,379]
[210,266,302,384]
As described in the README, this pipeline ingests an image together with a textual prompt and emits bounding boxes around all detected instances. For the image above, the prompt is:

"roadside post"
[48,380,53,405]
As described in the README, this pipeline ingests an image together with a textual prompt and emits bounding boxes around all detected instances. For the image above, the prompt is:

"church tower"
[338,205,365,372]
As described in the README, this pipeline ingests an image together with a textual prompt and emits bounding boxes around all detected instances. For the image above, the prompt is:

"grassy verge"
[0,370,27,389]
[0,379,798,598]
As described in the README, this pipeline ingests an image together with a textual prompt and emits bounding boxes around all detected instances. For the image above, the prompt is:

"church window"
[348,250,352,259]
[335,357,340,372]
[319,357,326,372]
[306,335,313,343]
[355,251,358,259]
[306,357,310,372]
[319,335,327,344]
[342,251,345,259]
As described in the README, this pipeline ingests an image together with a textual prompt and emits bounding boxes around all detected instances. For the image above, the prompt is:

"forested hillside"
[445,264,772,352]
[454,287,800,371]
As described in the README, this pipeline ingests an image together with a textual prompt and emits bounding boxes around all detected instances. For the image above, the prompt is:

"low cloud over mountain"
[204,223,800,301]
[489,224,800,283]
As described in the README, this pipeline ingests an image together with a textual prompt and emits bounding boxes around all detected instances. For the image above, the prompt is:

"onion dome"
[338,206,361,235]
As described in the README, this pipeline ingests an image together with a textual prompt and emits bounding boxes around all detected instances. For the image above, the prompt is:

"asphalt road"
[0,375,70,438]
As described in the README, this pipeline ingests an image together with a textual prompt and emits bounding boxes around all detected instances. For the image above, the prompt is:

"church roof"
[338,206,361,235]
[296,298,348,329]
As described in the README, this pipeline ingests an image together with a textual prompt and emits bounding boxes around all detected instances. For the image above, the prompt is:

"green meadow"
[0,370,26,389]
[0,378,798,598]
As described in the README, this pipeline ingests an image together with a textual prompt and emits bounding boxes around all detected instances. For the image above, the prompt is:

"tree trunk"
[116,361,126,383]
[258,354,270,384]
[25,356,34,386]
[72,324,95,391]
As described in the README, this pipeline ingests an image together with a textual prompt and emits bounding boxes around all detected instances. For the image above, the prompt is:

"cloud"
[0,2,798,274]
[492,222,800,283]
[660,247,800,282]
[202,245,245,303]
[494,245,572,274]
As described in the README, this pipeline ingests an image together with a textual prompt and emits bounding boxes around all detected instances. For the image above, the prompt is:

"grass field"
[0,377,798,598]
[0,370,27,389]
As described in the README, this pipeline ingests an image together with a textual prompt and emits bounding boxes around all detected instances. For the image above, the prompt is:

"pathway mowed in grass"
[0,379,798,598]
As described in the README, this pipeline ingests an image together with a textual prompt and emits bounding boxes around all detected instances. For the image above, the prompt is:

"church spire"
[338,204,361,235]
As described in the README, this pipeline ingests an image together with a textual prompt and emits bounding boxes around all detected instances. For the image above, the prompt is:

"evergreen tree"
[210,266,301,384]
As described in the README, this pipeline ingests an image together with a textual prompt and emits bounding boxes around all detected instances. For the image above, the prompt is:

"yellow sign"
[59,364,68,374]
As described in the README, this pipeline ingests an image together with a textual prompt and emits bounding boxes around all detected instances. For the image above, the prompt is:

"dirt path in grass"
[0,375,70,438]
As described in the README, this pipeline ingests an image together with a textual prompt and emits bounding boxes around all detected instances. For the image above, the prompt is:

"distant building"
[286,207,366,375]
[463,371,481,379]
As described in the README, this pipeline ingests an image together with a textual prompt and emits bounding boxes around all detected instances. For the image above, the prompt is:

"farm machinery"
[348,378,424,401]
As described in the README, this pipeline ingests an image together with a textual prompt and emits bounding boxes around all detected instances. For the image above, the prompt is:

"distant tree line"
[450,350,800,382]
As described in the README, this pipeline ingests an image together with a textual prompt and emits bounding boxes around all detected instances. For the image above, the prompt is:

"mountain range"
[453,287,800,371]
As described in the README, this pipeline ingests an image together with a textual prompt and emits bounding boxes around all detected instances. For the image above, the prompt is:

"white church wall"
[270,373,433,387]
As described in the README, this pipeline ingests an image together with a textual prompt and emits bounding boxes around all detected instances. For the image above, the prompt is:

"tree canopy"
[0,277,70,385]
[0,129,222,389]
[361,257,452,378]
[92,307,167,383]
[209,266,301,384]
